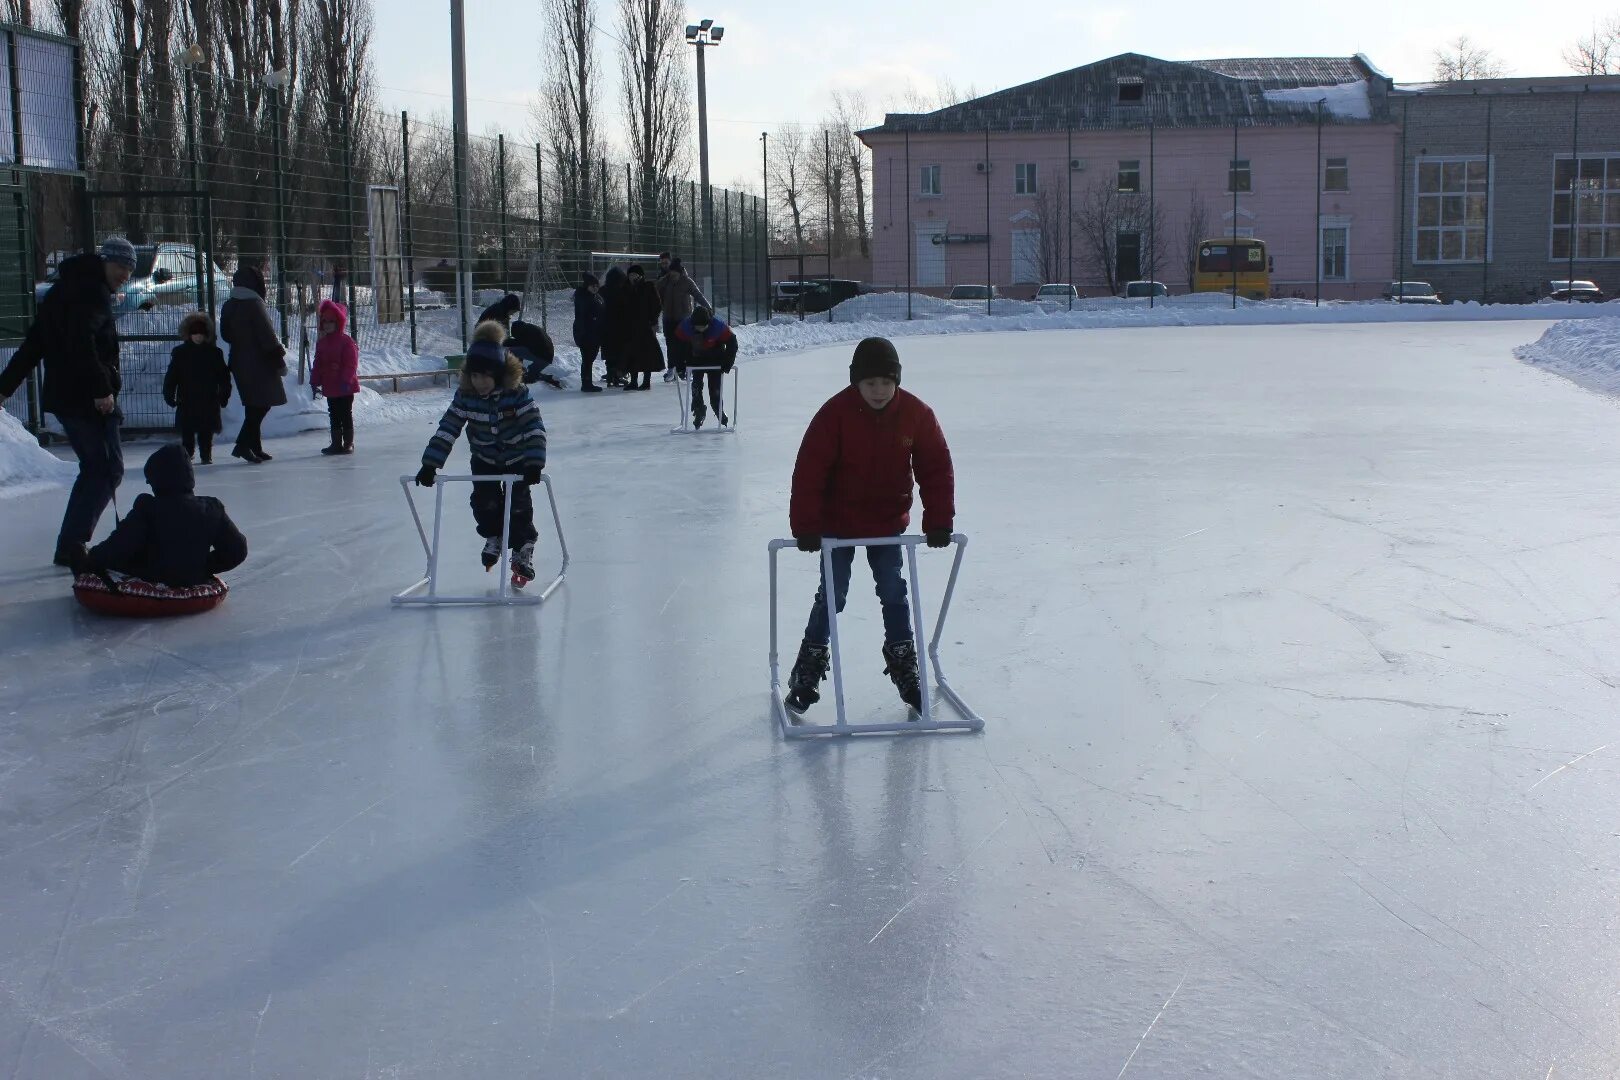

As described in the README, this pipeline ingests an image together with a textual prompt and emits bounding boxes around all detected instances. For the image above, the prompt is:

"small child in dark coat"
[79,444,248,588]
[163,312,232,464]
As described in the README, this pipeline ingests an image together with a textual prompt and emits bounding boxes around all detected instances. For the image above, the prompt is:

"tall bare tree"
[768,125,811,257]
[617,0,689,229]
[1182,190,1210,291]
[541,0,603,251]
[1073,175,1162,294]
[1432,36,1507,82]
[826,91,870,258]
[1565,18,1620,74]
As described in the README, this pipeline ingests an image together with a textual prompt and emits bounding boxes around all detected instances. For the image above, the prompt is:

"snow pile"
[1263,81,1373,120]
[0,408,74,499]
[1514,317,1620,396]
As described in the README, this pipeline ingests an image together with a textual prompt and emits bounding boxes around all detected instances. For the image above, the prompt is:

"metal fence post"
[723,187,732,322]
[1398,97,1409,298]
[904,128,913,319]
[271,84,291,339]
[1315,100,1323,307]
[1231,117,1238,309]
[402,111,418,355]
[984,127,992,317]
[498,134,509,294]
[1568,90,1583,302]
[1065,124,1072,310]
[342,99,359,336]
[536,144,548,333]
[1149,118,1157,310]
[1482,95,1493,303]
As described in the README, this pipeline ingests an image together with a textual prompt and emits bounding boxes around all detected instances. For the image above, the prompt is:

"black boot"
[784,640,831,714]
[882,640,923,713]
[340,414,355,453]
[321,417,342,455]
[53,540,87,570]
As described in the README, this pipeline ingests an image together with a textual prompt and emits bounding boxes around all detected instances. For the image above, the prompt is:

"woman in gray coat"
[219,263,288,463]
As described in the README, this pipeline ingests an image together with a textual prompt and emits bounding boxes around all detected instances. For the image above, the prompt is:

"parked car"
[35,241,228,317]
[1035,283,1078,300]
[948,284,999,301]
[772,277,865,314]
[1123,280,1170,298]
[1548,279,1605,302]
[1382,280,1442,304]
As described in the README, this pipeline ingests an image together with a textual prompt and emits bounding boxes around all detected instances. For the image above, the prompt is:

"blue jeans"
[803,541,913,647]
[56,410,124,548]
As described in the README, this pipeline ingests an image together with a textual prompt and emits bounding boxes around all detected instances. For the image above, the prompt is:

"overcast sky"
[373,2,1579,192]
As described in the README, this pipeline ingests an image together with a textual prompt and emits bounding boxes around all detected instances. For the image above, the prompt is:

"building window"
[1228,159,1251,193]
[1015,162,1038,195]
[1321,226,1348,280]
[1117,160,1141,193]
[1117,78,1144,105]
[1552,155,1620,260]
[1324,157,1349,192]
[1416,158,1488,263]
[919,164,941,196]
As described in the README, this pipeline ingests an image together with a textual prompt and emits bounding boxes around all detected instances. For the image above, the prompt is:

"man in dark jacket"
[78,444,248,588]
[0,236,136,566]
[656,258,708,383]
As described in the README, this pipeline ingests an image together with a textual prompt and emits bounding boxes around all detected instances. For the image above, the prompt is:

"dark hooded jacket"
[219,265,288,408]
[611,269,665,374]
[85,444,248,587]
[573,274,604,350]
[0,253,120,417]
[164,312,232,434]
[478,293,523,330]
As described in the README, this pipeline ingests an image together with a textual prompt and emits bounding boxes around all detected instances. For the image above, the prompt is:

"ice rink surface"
[4,322,1620,1078]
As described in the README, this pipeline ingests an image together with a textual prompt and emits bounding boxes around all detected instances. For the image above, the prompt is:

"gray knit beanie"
[98,236,137,270]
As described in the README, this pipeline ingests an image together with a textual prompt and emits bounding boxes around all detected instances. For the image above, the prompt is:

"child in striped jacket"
[414,319,549,582]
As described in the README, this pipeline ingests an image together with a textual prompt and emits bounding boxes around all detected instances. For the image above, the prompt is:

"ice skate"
[882,640,923,714]
[784,640,831,715]
[480,536,502,571]
[693,408,706,430]
[511,542,536,588]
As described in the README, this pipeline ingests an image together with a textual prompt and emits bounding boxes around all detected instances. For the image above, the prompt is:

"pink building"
[859,54,1399,300]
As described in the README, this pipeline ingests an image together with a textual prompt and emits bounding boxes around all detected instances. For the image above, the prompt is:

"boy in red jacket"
[309,298,360,455]
[786,337,955,714]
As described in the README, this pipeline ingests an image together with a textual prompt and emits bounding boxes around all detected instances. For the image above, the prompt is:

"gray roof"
[1395,74,1620,96]
[861,52,1392,138]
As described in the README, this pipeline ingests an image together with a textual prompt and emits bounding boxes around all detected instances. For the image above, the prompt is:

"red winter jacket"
[790,385,955,540]
[310,300,361,397]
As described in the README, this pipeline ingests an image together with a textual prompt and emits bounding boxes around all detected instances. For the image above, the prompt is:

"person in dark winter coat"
[572,273,605,393]
[508,319,563,388]
[478,292,523,331]
[310,298,361,455]
[674,307,737,428]
[218,263,288,463]
[599,266,630,386]
[0,237,135,567]
[616,264,665,390]
[164,312,232,464]
[656,257,709,383]
[783,337,956,716]
[78,444,248,589]
[415,319,550,583]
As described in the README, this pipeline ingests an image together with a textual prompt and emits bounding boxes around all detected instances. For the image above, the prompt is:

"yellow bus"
[1193,237,1271,300]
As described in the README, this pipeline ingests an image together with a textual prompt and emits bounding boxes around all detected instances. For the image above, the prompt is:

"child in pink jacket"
[310,299,361,455]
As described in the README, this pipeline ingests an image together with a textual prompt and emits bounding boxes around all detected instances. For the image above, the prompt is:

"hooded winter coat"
[573,274,605,350]
[0,253,120,417]
[164,313,232,434]
[310,299,361,397]
[615,273,665,374]
[219,266,288,408]
[478,293,522,330]
[790,385,955,540]
[85,444,248,587]
[422,328,548,471]
[674,314,738,373]
[656,266,709,325]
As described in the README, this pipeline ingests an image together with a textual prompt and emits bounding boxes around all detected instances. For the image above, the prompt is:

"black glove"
[523,465,543,486]
[415,465,436,487]
[721,360,735,374]
[796,534,822,554]
[926,528,953,549]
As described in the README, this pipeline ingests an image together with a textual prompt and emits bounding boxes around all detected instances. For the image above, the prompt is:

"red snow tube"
[72,574,229,618]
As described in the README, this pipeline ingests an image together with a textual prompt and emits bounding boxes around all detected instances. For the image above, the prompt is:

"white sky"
[372,1,1577,193]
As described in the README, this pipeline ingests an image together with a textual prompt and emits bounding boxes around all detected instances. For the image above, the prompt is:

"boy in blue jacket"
[674,306,737,429]
[415,320,549,584]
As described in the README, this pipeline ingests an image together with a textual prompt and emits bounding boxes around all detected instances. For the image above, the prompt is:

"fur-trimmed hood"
[178,311,215,342]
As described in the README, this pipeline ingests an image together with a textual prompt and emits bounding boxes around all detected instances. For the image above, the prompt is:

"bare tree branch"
[1432,35,1508,81]
[1564,18,1620,75]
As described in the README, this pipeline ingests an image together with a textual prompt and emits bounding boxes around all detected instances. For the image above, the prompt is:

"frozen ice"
[3,322,1620,1077]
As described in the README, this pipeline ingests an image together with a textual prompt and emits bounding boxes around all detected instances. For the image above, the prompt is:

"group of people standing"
[570,252,715,393]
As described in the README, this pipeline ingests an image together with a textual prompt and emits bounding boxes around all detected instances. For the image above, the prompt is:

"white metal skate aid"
[392,473,569,606]
[671,364,739,434]
[767,534,985,738]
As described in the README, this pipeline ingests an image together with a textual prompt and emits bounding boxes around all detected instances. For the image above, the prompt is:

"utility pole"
[450,0,473,348]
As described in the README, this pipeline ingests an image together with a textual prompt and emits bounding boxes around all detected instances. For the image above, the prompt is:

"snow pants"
[469,456,538,547]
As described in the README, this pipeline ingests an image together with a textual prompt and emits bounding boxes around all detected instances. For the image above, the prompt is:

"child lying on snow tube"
[72,444,248,617]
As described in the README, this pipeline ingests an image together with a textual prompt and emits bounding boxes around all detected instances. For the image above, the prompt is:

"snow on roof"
[1262,81,1372,120]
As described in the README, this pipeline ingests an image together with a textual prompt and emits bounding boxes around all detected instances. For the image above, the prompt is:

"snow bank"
[1263,82,1373,120]
[0,408,74,499]
[1514,317,1620,396]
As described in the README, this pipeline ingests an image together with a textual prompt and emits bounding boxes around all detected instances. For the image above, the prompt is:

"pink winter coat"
[310,300,361,397]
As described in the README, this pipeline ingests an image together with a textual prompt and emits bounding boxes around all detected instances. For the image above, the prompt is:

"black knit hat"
[850,337,901,385]
[691,306,712,327]
[465,320,507,379]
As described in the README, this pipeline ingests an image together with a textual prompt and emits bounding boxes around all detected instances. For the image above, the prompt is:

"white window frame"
[919,164,941,197]
[1414,155,1492,265]
[1227,159,1251,194]
[1014,162,1038,196]
[1117,159,1141,193]
[1323,157,1349,193]
[1550,153,1620,262]
[1320,221,1350,280]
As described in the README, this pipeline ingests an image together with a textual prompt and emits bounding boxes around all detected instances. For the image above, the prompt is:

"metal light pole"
[685,19,724,262]
[450,0,474,348]
[265,67,291,339]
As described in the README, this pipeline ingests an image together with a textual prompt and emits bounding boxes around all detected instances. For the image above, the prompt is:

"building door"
[915,223,945,287]
[1011,228,1042,285]
[1116,231,1141,286]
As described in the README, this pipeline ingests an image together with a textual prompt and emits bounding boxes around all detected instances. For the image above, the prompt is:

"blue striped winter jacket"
[422,361,548,470]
